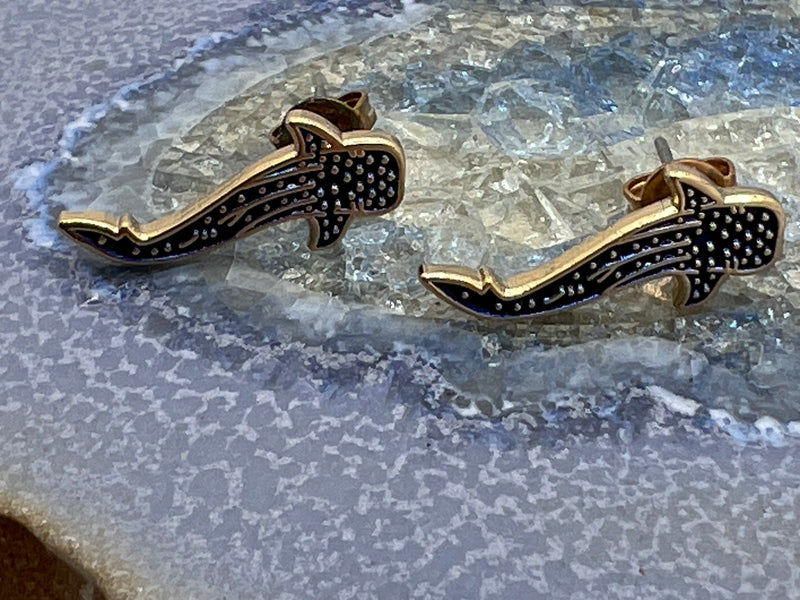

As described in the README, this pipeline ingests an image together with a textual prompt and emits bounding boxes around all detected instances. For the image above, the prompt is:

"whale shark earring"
[58,92,405,264]
[420,138,785,318]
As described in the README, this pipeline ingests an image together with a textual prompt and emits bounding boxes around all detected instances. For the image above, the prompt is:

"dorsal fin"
[282,110,346,157]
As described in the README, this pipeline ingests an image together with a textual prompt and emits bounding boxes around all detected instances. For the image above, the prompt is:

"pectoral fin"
[673,272,726,307]
[308,214,354,250]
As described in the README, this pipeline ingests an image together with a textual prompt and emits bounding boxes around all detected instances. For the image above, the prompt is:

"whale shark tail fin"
[58,211,151,264]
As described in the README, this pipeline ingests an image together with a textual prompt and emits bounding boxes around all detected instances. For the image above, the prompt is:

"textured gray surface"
[2,1,800,599]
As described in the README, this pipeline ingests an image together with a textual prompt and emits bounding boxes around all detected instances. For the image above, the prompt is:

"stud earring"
[419,138,785,319]
[58,92,405,264]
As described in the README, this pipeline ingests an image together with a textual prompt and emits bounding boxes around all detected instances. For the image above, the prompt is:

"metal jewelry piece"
[58,92,405,264]
[420,138,785,319]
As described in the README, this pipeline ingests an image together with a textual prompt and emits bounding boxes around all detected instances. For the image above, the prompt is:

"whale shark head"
[670,172,783,265]
[278,110,406,250]
[656,163,785,306]
[283,109,406,218]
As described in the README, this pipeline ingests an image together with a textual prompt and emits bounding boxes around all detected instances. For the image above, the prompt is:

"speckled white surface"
[2,1,800,599]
